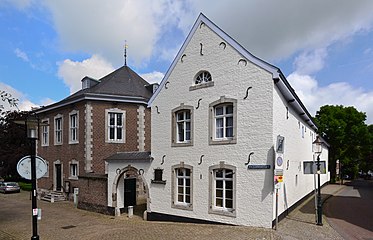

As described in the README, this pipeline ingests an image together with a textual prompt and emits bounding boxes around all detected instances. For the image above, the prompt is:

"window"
[54,115,63,145]
[195,71,212,84]
[215,104,233,139]
[69,160,78,180]
[172,105,193,147]
[42,161,49,178]
[209,97,237,145]
[209,163,236,217]
[190,71,214,91]
[105,109,125,143]
[172,163,193,210]
[69,111,79,144]
[41,119,49,146]
[151,168,166,184]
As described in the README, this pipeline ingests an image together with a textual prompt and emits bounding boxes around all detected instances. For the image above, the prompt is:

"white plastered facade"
[147,14,329,228]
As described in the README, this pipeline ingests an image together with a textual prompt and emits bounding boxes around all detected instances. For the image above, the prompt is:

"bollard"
[128,206,133,218]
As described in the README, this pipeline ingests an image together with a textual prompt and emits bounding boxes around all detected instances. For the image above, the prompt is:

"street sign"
[274,169,284,176]
[17,156,48,180]
[247,164,271,169]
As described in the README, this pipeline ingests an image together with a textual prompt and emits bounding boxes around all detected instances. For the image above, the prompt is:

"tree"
[314,105,370,181]
[0,110,30,180]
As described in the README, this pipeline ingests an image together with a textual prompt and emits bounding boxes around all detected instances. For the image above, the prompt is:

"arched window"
[195,71,212,85]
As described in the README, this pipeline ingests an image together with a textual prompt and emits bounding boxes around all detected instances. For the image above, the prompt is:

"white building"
[146,13,329,228]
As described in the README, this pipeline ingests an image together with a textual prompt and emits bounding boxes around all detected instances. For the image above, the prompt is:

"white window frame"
[69,159,79,180]
[171,104,193,147]
[171,163,193,210]
[209,97,237,145]
[54,114,63,145]
[69,110,79,144]
[41,118,49,147]
[209,162,236,217]
[105,108,125,143]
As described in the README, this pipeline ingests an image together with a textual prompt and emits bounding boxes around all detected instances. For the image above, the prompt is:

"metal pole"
[30,133,39,239]
[275,187,278,230]
[316,154,323,226]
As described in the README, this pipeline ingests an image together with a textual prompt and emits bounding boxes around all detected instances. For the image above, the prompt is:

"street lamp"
[312,135,323,226]
[15,114,40,240]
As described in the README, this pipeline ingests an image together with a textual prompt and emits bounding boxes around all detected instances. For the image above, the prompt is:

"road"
[324,179,373,240]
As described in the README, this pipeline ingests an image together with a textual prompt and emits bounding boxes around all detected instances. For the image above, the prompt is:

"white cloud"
[140,71,164,84]
[293,49,327,75]
[288,73,373,124]
[0,82,38,111]
[14,48,30,62]
[41,0,193,66]
[57,55,114,94]
[191,0,373,61]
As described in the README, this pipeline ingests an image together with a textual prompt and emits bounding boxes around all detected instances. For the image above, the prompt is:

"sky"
[1,0,373,124]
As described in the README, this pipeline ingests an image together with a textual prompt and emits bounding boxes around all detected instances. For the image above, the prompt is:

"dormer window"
[195,71,212,85]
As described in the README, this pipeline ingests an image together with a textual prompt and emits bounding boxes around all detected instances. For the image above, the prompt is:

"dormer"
[146,83,160,93]
[81,76,100,90]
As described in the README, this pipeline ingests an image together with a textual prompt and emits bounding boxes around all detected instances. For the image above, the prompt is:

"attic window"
[195,71,212,85]
[190,71,214,91]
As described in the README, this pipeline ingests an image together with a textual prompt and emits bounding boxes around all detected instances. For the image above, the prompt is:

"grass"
[18,182,32,191]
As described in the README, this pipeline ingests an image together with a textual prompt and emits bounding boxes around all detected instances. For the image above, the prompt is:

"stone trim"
[68,110,79,144]
[208,96,237,145]
[171,104,194,147]
[171,162,193,211]
[137,105,146,151]
[84,102,93,173]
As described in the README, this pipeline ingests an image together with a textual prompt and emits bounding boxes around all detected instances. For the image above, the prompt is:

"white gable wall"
[272,84,329,219]
[147,23,276,227]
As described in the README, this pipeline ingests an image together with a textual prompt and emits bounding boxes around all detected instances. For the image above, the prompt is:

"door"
[56,164,62,191]
[124,178,136,207]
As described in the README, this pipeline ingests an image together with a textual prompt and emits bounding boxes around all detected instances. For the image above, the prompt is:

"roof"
[36,65,152,114]
[106,151,152,161]
[148,13,318,131]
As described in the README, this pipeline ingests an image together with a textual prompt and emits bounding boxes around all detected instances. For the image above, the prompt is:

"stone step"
[40,191,66,202]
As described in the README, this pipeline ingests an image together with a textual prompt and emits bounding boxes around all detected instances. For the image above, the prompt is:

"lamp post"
[15,114,40,240]
[312,135,323,226]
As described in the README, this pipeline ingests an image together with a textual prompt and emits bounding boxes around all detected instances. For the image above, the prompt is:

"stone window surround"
[208,161,236,217]
[209,96,237,145]
[105,108,126,143]
[68,159,79,180]
[189,70,214,91]
[41,118,49,147]
[69,110,79,144]
[54,114,63,145]
[171,162,193,211]
[42,161,49,178]
[171,104,194,147]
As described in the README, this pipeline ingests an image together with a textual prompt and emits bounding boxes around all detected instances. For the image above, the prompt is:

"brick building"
[35,65,155,214]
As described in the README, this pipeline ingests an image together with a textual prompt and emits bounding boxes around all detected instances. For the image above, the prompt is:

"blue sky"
[1,0,373,124]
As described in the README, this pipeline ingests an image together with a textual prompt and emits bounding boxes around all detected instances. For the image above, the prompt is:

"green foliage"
[18,181,32,191]
[0,110,30,179]
[314,105,372,180]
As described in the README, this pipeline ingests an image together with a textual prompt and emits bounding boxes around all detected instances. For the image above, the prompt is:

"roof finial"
[124,41,128,66]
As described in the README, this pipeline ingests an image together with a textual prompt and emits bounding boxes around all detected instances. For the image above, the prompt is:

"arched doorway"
[111,165,149,217]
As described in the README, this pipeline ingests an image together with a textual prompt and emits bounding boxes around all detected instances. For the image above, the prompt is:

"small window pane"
[226,199,233,208]
[216,180,223,188]
[226,105,233,114]
[117,128,122,140]
[178,178,183,185]
[215,107,223,116]
[117,114,122,126]
[109,128,115,139]
[216,189,223,198]
[216,198,223,207]
[178,195,183,202]
[225,180,233,190]
[186,179,190,186]
[178,186,184,194]
[186,195,190,203]
[186,187,190,194]
[225,170,233,178]
[216,170,223,178]
[185,169,191,176]
[226,190,233,199]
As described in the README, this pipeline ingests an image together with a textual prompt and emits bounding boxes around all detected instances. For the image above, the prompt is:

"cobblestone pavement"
[0,184,345,240]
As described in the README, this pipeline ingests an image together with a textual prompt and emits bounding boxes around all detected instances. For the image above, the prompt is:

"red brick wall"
[37,102,86,190]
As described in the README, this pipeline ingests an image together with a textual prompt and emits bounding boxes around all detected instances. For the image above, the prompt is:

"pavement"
[0,184,346,240]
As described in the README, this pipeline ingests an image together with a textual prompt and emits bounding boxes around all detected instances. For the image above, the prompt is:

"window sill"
[209,138,237,145]
[68,176,78,181]
[106,140,125,144]
[209,207,236,217]
[171,141,193,147]
[151,180,166,184]
[172,203,193,211]
[189,81,214,91]
[41,145,49,147]
[54,143,63,146]
[69,141,79,145]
